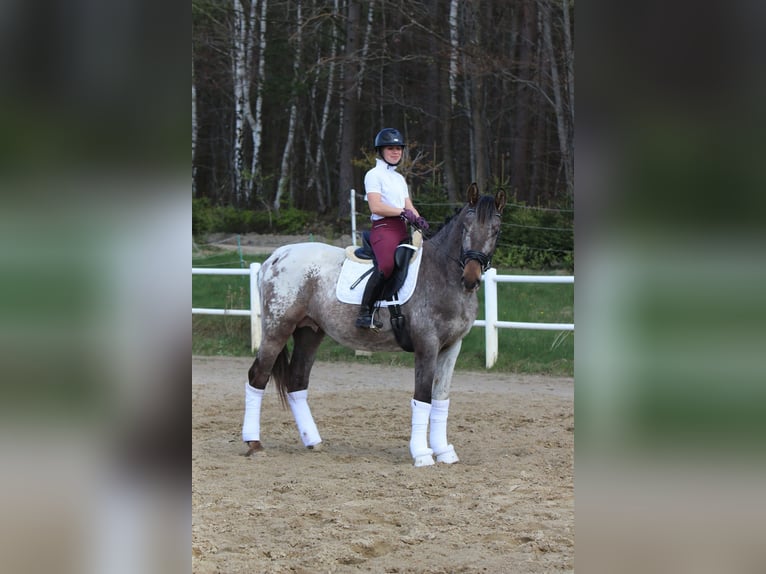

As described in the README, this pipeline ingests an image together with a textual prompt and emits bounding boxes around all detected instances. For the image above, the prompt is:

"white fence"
[475,268,574,368]
[192,264,573,368]
[192,263,262,352]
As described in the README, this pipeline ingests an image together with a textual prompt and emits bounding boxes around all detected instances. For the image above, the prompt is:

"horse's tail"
[272,346,291,408]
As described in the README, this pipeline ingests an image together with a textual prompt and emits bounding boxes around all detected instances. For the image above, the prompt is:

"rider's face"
[382,146,403,163]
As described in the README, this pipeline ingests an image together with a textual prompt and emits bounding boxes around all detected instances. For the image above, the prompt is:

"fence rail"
[192,264,573,367]
[475,268,574,367]
[192,264,262,350]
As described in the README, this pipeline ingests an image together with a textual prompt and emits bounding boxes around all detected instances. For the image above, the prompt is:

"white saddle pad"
[335,246,423,306]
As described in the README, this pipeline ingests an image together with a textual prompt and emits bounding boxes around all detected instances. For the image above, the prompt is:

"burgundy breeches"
[370,216,409,278]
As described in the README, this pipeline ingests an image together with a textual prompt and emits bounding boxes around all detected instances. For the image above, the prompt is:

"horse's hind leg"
[285,326,325,449]
[242,327,294,455]
[247,331,292,390]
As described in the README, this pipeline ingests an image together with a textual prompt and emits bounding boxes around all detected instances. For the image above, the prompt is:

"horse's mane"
[429,195,497,239]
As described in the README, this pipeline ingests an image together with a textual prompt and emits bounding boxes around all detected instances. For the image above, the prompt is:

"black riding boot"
[355,271,385,329]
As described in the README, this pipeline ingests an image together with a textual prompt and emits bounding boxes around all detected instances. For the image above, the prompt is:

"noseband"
[460,249,493,272]
[459,210,500,273]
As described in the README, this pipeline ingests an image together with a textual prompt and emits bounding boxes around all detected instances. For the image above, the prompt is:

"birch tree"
[440,0,459,201]
[448,0,459,108]
[231,0,263,205]
[306,0,340,213]
[231,0,248,204]
[251,0,268,199]
[357,0,375,100]
[274,0,303,211]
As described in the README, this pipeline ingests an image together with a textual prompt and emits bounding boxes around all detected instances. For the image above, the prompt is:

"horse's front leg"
[429,340,462,464]
[409,346,439,467]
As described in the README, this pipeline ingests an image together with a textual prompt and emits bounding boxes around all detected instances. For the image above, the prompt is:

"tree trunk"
[231,0,264,206]
[275,0,303,212]
[251,0,268,201]
[338,0,361,219]
[561,0,574,198]
[470,75,488,192]
[448,0,459,108]
[307,0,339,213]
[357,0,375,100]
[466,4,487,192]
[231,0,247,205]
[562,0,574,128]
[192,53,197,197]
[510,0,537,203]
[542,0,572,196]
[439,0,459,201]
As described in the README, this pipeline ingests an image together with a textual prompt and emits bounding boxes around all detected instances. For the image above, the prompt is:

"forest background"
[192,0,574,270]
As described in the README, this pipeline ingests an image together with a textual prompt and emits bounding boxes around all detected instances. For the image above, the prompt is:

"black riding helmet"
[374,128,406,165]
[374,128,406,150]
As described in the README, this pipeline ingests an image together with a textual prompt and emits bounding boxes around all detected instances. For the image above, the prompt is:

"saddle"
[343,230,423,353]
[344,229,423,265]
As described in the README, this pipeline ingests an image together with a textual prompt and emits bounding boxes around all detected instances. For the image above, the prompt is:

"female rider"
[356,128,429,329]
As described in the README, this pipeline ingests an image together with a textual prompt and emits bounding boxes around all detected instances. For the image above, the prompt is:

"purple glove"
[401,209,418,225]
[401,209,429,230]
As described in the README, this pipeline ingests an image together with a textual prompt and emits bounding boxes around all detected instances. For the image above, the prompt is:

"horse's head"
[460,183,506,292]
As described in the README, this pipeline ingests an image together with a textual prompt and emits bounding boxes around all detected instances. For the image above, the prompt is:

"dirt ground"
[192,355,574,573]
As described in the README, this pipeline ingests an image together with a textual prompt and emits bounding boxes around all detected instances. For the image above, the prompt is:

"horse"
[242,183,506,466]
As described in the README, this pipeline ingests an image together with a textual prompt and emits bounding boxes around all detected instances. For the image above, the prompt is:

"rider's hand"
[402,209,429,231]
[401,209,418,225]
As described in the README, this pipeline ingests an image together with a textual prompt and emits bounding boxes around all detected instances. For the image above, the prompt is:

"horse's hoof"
[413,454,435,467]
[306,442,323,452]
[244,440,263,456]
[435,445,459,464]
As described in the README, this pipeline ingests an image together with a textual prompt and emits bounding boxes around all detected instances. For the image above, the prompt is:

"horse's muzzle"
[461,277,481,292]
[461,260,483,292]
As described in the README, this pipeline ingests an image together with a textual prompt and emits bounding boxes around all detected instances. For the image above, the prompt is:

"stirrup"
[356,310,382,329]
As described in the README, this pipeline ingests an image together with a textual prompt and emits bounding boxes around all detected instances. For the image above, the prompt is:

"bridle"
[458,210,501,273]
[460,248,493,273]
[416,206,501,275]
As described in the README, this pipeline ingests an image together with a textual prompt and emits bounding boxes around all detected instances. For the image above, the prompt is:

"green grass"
[192,248,573,375]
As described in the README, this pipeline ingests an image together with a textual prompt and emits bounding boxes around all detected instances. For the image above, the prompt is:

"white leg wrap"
[409,399,434,466]
[287,390,322,447]
[429,399,459,464]
[242,384,264,442]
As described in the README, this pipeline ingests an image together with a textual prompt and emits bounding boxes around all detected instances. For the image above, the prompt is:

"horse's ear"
[495,189,507,213]
[467,182,480,206]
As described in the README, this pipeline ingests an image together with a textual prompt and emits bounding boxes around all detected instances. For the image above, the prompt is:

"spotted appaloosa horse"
[242,183,506,466]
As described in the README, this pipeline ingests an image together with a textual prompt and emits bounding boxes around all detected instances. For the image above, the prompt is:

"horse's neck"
[425,217,465,275]
[436,215,464,252]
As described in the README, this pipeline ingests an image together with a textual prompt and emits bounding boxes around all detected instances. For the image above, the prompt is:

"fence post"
[484,268,498,368]
[350,188,357,247]
[249,262,261,352]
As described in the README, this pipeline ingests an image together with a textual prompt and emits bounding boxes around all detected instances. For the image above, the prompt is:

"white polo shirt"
[363,158,409,221]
